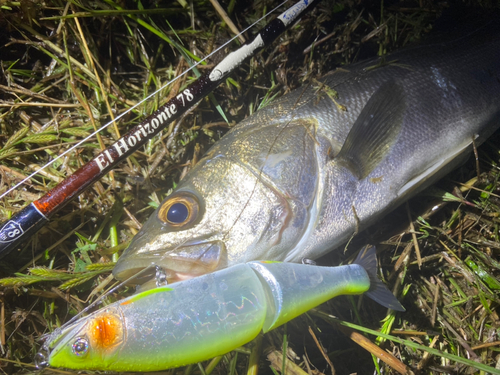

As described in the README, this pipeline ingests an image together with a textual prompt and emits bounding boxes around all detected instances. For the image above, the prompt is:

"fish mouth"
[112,240,226,287]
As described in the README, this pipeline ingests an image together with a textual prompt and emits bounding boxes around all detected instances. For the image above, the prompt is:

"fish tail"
[354,246,406,311]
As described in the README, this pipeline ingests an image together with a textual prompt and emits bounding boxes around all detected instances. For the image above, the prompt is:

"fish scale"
[113,22,500,283]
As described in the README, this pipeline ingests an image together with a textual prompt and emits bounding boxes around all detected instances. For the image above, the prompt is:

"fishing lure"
[37,246,404,372]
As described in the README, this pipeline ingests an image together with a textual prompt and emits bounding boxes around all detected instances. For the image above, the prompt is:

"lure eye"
[158,192,201,228]
[72,337,89,357]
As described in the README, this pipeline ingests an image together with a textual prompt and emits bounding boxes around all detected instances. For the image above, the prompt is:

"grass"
[0,0,499,374]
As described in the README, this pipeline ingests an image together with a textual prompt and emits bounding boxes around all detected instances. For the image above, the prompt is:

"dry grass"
[0,0,499,374]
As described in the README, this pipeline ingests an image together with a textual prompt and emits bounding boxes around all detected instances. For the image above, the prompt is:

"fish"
[112,22,500,285]
[38,246,404,372]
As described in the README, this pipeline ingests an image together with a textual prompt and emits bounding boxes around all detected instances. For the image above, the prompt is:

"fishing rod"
[0,0,319,262]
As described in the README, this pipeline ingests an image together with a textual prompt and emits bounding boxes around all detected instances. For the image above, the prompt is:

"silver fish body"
[113,25,500,283]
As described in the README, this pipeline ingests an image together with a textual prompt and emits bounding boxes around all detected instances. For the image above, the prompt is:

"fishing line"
[0,0,318,260]
[38,0,295,323]
[0,0,290,201]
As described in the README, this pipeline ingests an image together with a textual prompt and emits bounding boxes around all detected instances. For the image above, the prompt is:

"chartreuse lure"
[37,247,404,372]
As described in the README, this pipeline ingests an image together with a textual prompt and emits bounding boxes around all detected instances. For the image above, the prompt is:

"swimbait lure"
[38,246,404,372]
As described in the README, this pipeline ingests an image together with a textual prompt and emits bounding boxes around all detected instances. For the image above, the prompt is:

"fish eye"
[158,192,201,228]
[167,203,189,223]
[72,337,89,357]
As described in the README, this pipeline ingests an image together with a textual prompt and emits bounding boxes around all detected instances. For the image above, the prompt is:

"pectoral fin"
[336,80,406,179]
